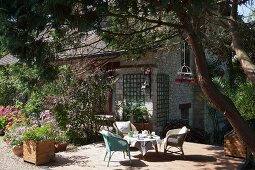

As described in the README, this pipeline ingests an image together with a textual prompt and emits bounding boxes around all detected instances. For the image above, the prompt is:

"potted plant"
[54,131,69,152]
[123,100,152,131]
[10,139,23,156]
[6,126,27,157]
[23,124,55,165]
[0,117,8,135]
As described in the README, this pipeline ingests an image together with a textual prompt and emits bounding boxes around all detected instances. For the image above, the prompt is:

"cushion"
[178,126,188,134]
[116,121,131,133]
[167,137,179,144]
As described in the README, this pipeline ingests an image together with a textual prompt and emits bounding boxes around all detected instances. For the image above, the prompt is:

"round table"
[124,135,161,156]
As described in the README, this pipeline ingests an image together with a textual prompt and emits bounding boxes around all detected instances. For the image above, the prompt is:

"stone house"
[54,36,208,134]
[0,39,209,136]
[114,49,207,134]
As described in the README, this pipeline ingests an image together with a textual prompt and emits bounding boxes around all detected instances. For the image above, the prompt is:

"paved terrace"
[40,142,244,169]
[0,137,244,170]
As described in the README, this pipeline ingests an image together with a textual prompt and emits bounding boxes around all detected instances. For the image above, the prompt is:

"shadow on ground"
[45,155,90,167]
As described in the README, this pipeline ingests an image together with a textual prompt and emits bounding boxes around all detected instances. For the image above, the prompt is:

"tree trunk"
[230,0,255,84]
[185,29,255,154]
[174,3,255,154]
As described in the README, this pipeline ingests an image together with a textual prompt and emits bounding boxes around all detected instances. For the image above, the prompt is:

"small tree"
[53,62,116,145]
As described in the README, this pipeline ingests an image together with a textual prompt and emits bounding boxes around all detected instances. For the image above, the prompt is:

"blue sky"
[239,3,254,22]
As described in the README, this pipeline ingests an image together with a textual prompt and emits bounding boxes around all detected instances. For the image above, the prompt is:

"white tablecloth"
[124,135,161,156]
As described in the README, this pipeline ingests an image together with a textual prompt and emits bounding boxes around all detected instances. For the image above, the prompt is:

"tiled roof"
[0,54,19,66]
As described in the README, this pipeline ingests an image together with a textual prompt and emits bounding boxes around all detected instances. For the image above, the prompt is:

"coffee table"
[124,135,161,156]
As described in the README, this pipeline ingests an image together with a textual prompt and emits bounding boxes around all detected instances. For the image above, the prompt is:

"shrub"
[52,64,115,145]
[123,100,150,123]
[23,124,55,142]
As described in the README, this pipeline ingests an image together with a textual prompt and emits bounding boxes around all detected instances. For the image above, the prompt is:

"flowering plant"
[4,125,27,147]
[55,130,69,143]
[23,124,56,142]
[0,106,23,131]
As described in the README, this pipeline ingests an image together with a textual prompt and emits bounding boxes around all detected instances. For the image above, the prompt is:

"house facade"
[99,44,207,134]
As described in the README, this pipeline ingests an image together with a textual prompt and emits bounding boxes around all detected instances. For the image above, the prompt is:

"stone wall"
[113,44,207,134]
[155,47,194,133]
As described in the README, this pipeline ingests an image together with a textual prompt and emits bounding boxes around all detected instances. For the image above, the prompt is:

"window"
[179,103,191,122]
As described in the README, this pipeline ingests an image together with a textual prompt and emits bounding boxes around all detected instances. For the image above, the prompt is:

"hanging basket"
[175,65,196,84]
[175,77,196,84]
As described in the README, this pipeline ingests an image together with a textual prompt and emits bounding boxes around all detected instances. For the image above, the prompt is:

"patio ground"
[46,141,244,170]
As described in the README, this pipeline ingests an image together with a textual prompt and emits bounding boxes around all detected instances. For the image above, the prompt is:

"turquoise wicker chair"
[100,130,131,167]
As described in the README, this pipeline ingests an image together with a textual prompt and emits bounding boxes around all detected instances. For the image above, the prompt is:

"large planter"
[54,142,69,152]
[23,140,55,165]
[12,146,23,157]
[133,122,153,131]
[224,130,251,158]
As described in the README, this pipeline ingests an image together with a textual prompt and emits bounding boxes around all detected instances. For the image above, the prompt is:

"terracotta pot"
[54,142,69,152]
[12,146,23,156]
[0,129,5,136]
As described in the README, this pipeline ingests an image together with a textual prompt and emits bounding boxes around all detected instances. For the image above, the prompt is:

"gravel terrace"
[0,137,43,170]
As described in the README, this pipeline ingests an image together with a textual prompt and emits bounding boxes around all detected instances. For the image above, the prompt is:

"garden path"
[0,137,43,170]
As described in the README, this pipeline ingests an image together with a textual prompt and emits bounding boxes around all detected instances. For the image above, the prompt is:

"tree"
[0,0,255,153]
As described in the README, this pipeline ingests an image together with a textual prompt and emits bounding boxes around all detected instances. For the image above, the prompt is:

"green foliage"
[6,126,27,147]
[234,82,255,120]
[52,65,115,145]
[0,117,8,129]
[52,103,69,131]
[0,67,18,106]
[54,130,69,143]
[213,77,255,121]
[23,124,55,142]
[24,92,44,115]
[123,100,150,123]
[9,138,23,147]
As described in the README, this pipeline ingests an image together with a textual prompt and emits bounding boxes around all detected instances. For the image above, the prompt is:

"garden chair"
[100,130,131,167]
[164,126,190,156]
[113,121,137,138]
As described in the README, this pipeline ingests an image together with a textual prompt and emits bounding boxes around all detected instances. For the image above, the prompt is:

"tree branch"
[94,23,161,36]
[229,0,255,84]
[106,11,182,29]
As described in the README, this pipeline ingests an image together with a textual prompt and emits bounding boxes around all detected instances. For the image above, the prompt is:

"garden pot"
[23,140,55,165]
[133,122,153,131]
[12,146,23,157]
[0,129,5,136]
[54,142,69,152]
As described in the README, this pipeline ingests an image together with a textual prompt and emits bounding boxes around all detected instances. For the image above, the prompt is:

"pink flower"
[6,138,11,144]
[12,110,18,115]
[8,117,14,122]
[7,122,13,126]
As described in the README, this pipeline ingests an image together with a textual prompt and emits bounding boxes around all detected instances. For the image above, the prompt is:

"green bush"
[23,124,55,142]
[52,66,114,145]
[0,117,8,129]
[123,100,150,123]
[234,82,255,121]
